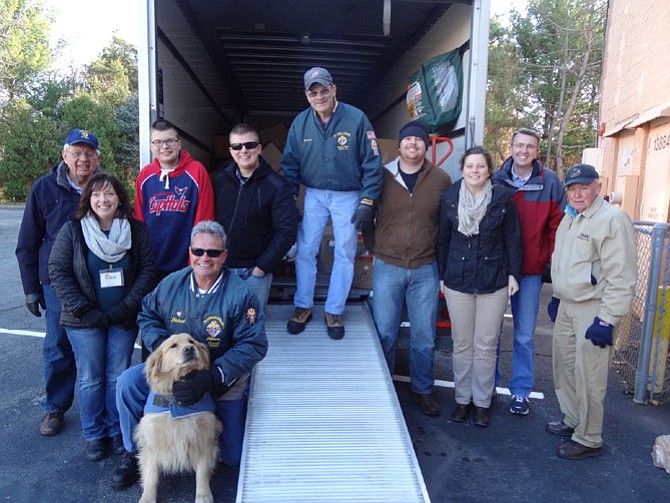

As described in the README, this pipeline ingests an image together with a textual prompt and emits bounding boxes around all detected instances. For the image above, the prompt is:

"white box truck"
[137,0,491,180]
[136,0,490,300]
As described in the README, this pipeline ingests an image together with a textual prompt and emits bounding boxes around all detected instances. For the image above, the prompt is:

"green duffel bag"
[406,47,464,132]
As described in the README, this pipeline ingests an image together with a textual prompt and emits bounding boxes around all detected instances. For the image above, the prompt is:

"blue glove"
[547,297,560,322]
[172,368,222,406]
[585,317,613,348]
[350,203,374,231]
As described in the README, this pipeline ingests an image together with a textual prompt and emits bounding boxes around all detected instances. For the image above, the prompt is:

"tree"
[484,17,527,165]
[0,0,51,102]
[0,98,60,200]
[510,0,606,175]
[86,36,138,106]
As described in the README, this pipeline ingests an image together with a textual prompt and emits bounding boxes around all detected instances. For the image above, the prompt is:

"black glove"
[173,368,223,406]
[104,304,128,326]
[350,203,374,231]
[25,293,46,317]
[585,317,613,348]
[547,296,560,323]
[81,308,107,328]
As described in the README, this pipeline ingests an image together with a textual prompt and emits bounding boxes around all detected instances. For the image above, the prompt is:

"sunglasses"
[190,247,225,258]
[230,141,260,151]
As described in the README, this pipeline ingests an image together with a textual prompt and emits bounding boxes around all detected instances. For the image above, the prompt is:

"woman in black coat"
[49,173,157,461]
[438,146,522,427]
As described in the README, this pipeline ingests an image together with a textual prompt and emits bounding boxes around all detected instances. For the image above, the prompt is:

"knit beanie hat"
[398,120,430,148]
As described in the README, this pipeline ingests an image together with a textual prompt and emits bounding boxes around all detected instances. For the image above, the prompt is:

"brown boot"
[287,307,313,334]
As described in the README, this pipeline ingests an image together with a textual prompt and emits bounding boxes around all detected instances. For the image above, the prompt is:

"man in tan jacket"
[547,163,637,459]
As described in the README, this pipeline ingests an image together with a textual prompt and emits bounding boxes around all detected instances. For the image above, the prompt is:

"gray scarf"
[458,179,493,237]
[81,213,132,263]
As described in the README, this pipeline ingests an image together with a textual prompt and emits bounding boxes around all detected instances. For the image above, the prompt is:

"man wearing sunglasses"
[214,123,297,316]
[111,220,268,489]
[282,67,383,339]
[134,119,215,281]
[16,129,102,436]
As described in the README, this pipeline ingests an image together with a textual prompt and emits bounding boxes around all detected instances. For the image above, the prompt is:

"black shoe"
[546,420,575,437]
[111,451,139,490]
[85,439,108,461]
[412,392,441,417]
[325,312,345,339]
[40,412,64,436]
[451,403,471,423]
[473,406,490,427]
[110,434,125,455]
[287,307,313,334]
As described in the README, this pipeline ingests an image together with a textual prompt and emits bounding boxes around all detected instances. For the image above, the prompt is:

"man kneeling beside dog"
[111,221,268,502]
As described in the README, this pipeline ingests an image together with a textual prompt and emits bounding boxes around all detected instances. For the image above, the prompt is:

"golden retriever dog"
[135,333,222,503]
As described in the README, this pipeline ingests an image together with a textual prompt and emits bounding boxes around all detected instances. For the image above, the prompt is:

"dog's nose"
[183,345,195,357]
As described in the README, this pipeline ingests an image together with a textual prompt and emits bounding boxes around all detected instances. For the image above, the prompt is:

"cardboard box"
[377,138,399,165]
[260,123,288,150]
[352,254,374,290]
[261,142,283,174]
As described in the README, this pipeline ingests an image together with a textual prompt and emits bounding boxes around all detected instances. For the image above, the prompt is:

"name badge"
[99,268,124,288]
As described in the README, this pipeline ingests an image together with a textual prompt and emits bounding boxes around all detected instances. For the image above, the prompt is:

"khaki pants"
[445,286,509,408]
[553,299,614,448]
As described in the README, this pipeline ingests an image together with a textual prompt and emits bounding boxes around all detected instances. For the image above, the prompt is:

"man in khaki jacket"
[547,163,636,460]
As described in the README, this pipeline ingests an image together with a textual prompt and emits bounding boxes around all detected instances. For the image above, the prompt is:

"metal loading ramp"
[236,303,431,503]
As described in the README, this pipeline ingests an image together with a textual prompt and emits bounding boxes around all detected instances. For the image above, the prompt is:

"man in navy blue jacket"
[281,67,382,339]
[214,123,298,316]
[16,129,101,436]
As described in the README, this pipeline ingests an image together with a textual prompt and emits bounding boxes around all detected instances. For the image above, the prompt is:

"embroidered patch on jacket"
[203,316,224,347]
[246,308,257,326]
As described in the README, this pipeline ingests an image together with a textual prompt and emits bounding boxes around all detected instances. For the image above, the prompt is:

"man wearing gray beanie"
[363,120,451,417]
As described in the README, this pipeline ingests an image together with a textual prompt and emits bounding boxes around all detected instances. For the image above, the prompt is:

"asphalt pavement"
[0,205,668,502]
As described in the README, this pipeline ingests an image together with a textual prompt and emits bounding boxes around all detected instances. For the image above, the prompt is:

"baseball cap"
[564,163,599,186]
[304,67,333,91]
[64,129,99,150]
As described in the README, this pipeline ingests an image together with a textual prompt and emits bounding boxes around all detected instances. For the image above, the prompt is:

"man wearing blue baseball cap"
[546,163,637,459]
[16,129,101,436]
[281,66,382,339]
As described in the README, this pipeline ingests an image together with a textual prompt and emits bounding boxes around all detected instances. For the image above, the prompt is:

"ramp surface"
[236,303,431,503]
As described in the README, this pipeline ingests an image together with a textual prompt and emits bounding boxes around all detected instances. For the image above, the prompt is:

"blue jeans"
[295,188,359,315]
[229,268,273,318]
[42,284,76,414]
[66,325,137,441]
[116,364,247,466]
[372,259,439,395]
[496,275,542,397]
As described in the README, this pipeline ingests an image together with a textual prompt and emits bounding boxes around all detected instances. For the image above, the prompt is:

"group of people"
[15,63,637,500]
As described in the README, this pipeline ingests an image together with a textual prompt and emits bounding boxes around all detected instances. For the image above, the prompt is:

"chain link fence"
[612,222,670,403]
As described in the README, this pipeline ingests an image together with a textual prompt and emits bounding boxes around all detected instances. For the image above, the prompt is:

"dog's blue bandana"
[144,391,216,419]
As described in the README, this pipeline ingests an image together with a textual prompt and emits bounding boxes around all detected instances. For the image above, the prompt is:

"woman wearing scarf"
[49,173,157,460]
[437,146,522,427]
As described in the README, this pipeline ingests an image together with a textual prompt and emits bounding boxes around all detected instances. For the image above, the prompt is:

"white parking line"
[393,374,545,400]
[0,328,142,349]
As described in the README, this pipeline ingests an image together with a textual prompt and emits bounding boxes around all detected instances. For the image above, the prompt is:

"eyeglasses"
[190,247,225,258]
[66,150,98,160]
[151,138,179,147]
[230,141,260,151]
[306,88,331,98]
[512,143,537,151]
